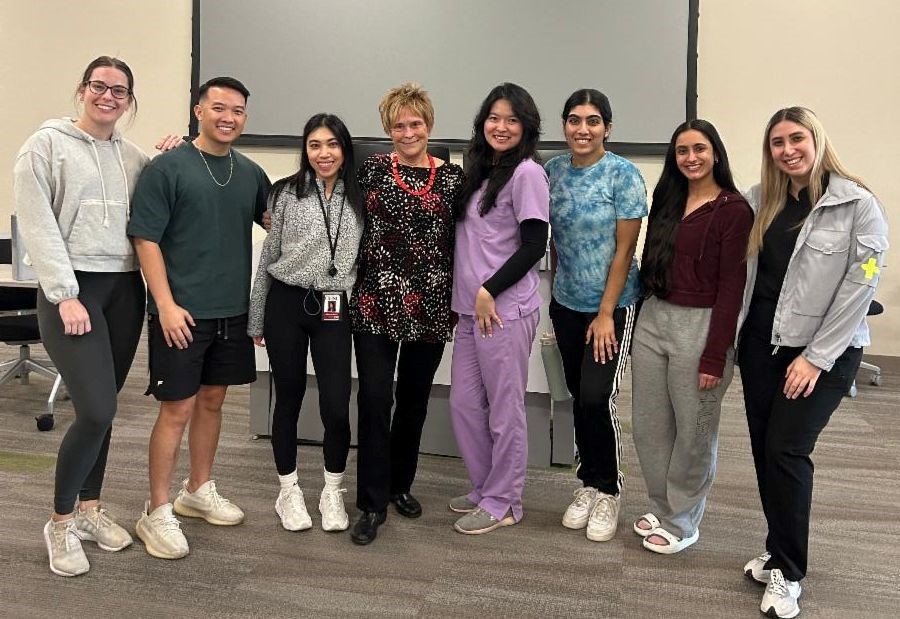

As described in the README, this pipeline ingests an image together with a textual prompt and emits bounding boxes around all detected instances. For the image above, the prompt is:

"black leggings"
[37,271,145,515]
[738,298,862,581]
[264,280,351,475]
[354,333,445,512]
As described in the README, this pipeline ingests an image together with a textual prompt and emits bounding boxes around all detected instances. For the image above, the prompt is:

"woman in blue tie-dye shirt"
[545,88,647,544]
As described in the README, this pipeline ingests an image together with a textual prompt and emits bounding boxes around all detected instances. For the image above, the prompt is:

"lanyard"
[314,181,345,277]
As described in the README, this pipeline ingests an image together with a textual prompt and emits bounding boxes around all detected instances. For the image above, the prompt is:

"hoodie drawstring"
[88,137,130,228]
[88,139,111,228]
[114,140,131,222]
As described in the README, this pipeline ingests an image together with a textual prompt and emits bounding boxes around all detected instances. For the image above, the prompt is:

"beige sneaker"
[75,505,133,551]
[586,492,619,542]
[173,479,244,526]
[562,487,599,530]
[136,502,189,559]
[44,519,89,577]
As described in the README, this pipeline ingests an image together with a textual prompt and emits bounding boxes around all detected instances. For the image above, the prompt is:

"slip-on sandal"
[641,526,699,554]
[632,513,660,538]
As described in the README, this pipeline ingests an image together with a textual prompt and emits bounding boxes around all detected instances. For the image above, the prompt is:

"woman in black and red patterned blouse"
[349,82,465,545]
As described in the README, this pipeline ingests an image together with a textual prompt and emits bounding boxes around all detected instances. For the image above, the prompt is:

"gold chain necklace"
[193,141,233,187]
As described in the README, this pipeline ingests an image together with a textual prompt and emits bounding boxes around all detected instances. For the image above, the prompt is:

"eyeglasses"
[84,80,132,100]
[390,120,427,134]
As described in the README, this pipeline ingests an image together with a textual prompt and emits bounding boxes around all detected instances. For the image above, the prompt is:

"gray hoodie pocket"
[67,199,133,259]
[793,228,849,317]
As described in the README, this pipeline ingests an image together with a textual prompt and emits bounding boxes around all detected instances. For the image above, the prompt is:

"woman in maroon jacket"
[630,120,753,554]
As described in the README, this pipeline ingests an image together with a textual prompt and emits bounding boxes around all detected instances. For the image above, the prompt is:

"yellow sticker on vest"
[861,257,880,280]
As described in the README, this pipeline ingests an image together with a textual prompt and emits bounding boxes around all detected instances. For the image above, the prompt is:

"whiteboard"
[193,0,697,153]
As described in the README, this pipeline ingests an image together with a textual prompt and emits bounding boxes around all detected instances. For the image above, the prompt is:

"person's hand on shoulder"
[154,134,185,152]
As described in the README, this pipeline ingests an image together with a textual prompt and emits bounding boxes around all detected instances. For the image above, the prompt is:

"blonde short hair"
[378,82,434,134]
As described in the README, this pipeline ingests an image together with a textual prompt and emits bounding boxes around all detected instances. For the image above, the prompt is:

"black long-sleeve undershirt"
[482,218,549,298]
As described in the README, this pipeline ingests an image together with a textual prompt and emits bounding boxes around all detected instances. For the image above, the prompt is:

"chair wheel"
[871,374,882,386]
[35,414,54,431]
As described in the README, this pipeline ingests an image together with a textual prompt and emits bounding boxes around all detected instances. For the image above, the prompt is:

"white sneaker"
[562,487,599,529]
[319,487,350,532]
[74,505,133,551]
[586,492,619,542]
[43,519,89,577]
[744,551,772,584]
[173,479,244,526]
[275,484,312,531]
[136,502,189,559]
[760,568,802,618]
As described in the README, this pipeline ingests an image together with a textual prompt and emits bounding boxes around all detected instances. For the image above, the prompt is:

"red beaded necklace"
[391,152,436,197]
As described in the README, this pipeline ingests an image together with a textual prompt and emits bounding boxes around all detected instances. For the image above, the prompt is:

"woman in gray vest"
[737,107,888,619]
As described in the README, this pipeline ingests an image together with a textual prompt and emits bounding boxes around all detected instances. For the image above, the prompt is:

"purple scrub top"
[451,158,550,321]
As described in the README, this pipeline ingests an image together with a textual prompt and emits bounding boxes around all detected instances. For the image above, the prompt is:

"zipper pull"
[771,334,781,356]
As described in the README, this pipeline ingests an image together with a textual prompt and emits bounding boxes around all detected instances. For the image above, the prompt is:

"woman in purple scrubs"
[448,83,550,535]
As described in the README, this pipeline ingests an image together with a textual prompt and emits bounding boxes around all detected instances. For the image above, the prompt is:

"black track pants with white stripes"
[549,297,637,496]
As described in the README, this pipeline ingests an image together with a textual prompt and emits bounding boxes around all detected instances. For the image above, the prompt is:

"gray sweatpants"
[631,296,734,539]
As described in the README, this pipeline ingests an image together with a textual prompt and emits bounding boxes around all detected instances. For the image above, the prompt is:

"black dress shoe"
[390,493,423,519]
[350,510,387,545]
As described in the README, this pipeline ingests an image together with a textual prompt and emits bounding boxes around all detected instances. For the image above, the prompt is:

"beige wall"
[2,0,897,353]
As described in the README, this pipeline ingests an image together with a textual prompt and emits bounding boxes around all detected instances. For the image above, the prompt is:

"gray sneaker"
[453,507,516,535]
[136,502,189,560]
[745,551,772,584]
[43,519,89,577]
[448,495,478,513]
[75,505,133,551]
[760,568,802,618]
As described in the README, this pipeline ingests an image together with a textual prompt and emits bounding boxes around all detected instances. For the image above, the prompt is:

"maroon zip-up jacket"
[666,190,753,377]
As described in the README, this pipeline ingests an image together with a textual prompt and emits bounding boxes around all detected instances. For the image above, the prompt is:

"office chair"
[0,237,63,430]
[848,299,883,397]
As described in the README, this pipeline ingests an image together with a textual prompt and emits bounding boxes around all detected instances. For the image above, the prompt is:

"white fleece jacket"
[13,118,149,304]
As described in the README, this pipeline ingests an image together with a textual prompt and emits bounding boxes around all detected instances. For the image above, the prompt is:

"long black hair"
[270,113,362,212]
[456,83,541,218]
[640,119,738,297]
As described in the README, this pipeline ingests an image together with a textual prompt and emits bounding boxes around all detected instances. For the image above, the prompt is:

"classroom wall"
[1,0,898,354]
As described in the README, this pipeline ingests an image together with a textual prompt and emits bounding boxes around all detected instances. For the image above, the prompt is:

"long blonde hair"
[747,106,867,256]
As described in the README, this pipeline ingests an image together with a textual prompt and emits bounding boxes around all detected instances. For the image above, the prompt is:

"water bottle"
[540,331,571,402]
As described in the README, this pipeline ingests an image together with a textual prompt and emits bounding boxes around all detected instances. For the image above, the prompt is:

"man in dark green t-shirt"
[127,77,269,560]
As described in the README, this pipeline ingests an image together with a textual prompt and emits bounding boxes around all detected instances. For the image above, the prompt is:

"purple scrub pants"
[449,310,539,522]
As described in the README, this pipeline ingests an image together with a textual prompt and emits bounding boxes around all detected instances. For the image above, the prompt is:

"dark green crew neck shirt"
[128,144,270,318]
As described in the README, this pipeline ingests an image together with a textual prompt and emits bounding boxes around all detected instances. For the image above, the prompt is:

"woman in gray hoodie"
[13,56,175,578]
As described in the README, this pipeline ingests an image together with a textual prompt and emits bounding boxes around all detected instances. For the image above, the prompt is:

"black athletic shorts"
[145,313,256,401]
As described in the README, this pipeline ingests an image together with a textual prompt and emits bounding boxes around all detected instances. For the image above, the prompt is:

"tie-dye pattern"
[546,152,647,313]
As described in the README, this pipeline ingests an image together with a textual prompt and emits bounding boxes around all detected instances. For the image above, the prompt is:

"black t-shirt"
[128,144,270,318]
[753,175,829,303]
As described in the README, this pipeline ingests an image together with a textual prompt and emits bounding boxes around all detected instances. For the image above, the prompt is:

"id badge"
[321,291,343,322]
